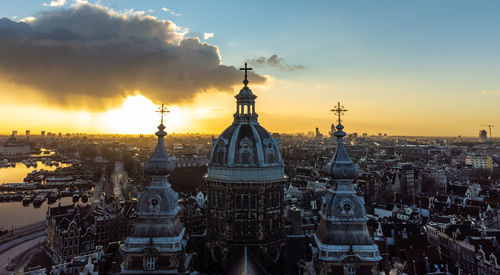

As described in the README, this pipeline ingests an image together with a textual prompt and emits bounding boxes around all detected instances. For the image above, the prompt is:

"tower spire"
[314,103,381,270]
[325,102,356,178]
[240,62,253,87]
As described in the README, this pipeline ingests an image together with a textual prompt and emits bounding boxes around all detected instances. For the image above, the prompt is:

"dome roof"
[5,136,17,144]
[144,124,175,175]
[209,123,282,167]
[235,86,257,100]
[207,64,286,183]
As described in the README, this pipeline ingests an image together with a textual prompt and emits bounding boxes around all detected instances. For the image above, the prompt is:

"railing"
[0,220,45,243]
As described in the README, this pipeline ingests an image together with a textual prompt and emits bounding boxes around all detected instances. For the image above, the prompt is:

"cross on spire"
[240,62,253,86]
[331,101,348,124]
[156,104,170,125]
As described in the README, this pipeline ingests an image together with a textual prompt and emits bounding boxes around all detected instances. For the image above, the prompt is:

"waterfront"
[0,161,70,184]
[0,197,88,229]
[0,161,76,229]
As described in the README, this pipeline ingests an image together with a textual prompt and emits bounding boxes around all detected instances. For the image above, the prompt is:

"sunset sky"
[0,0,498,136]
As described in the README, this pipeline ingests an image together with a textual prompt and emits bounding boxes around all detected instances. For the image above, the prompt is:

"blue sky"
[0,0,499,136]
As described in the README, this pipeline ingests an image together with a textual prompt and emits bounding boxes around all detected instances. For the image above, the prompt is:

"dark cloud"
[0,3,266,109]
[247,54,304,72]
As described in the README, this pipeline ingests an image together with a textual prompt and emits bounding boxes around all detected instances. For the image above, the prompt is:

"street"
[0,234,46,275]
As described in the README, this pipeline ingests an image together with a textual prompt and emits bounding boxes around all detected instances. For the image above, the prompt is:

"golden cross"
[156,104,170,125]
[331,101,348,124]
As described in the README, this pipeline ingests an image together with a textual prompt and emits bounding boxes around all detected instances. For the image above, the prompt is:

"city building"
[46,203,131,263]
[480,130,488,143]
[466,154,493,170]
[315,127,323,139]
[0,132,31,156]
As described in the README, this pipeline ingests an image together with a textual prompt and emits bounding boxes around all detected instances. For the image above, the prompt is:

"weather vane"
[331,101,348,124]
[240,62,253,86]
[156,103,170,125]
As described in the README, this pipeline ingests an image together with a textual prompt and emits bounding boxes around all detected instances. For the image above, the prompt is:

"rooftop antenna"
[480,124,494,140]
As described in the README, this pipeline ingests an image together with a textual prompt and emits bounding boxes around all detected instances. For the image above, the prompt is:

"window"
[236,194,241,209]
[242,195,249,209]
[347,266,356,275]
[250,194,257,210]
[146,257,156,270]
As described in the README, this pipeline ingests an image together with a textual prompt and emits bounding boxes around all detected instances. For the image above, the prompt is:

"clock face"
[343,202,352,212]
[340,198,354,215]
[151,198,159,207]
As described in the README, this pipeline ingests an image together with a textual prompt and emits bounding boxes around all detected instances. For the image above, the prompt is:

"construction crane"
[480,124,494,140]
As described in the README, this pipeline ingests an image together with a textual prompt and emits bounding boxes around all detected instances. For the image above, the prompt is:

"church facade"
[204,64,287,273]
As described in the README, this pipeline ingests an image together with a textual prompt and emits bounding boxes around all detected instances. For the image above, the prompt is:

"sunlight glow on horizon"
[99,95,190,134]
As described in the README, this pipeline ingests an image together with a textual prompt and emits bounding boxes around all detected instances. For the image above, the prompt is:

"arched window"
[239,137,253,164]
[216,148,226,163]
[241,151,250,163]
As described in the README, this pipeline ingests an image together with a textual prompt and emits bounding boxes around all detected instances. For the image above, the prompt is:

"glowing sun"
[101,95,188,134]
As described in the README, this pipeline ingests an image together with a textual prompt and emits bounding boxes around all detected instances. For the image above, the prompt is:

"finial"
[240,62,253,87]
[156,104,170,126]
[330,101,348,125]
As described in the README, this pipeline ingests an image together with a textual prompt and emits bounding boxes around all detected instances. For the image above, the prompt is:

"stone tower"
[313,105,381,275]
[120,112,192,274]
[205,63,287,273]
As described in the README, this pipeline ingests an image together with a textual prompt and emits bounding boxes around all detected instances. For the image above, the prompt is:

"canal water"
[0,197,90,229]
[0,161,76,229]
[0,161,70,183]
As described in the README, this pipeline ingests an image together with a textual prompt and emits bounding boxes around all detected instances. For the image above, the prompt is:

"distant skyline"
[0,0,498,136]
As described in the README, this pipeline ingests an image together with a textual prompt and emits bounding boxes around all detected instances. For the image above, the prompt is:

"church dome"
[210,123,282,167]
[5,135,17,144]
[206,63,286,183]
[209,64,282,168]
